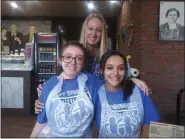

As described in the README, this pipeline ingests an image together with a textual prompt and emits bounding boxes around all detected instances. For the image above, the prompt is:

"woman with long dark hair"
[95,51,160,137]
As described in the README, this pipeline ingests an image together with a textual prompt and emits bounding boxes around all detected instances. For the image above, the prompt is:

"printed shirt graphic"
[87,48,113,77]
[87,56,100,76]
[95,85,160,138]
[37,73,101,137]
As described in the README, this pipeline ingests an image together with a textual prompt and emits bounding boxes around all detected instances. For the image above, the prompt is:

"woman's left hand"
[131,78,152,96]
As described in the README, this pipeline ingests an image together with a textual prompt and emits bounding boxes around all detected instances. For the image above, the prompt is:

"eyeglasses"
[61,55,84,64]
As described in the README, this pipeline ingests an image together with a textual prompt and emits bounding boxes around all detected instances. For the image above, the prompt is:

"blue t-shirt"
[86,48,118,77]
[87,56,100,76]
[95,86,160,137]
[37,72,102,124]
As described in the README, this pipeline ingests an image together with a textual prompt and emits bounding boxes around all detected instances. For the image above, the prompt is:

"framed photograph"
[159,1,184,41]
[1,20,51,51]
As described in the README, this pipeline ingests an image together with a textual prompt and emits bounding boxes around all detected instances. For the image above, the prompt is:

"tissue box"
[149,121,184,138]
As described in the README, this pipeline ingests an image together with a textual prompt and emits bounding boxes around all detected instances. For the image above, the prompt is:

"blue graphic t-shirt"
[95,86,160,137]
[37,72,104,137]
[87,56,100,76]
[38,72,101,124]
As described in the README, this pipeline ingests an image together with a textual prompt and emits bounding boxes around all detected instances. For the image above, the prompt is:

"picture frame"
[159,1,184,41]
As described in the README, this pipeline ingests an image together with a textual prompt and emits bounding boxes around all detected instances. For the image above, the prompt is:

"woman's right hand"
[37,84,43,98]
[35,99,44,114]
[35,84,44,114]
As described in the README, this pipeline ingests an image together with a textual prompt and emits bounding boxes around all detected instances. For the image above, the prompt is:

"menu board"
[149,121,184,137]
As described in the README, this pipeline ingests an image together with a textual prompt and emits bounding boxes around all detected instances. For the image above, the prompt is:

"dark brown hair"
[100,51,134,100]
[166,8,180,18]
[60,41,88,68]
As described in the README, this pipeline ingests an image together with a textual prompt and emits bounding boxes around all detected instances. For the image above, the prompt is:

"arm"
[37,83,44,98]
[142,93,160,123]
[130,78,150,95]
[35,99,44,114]
[140,89,160,137]
[35,84,44,114]
[141,124,149,138]
[31,77,57,136]
[31,83,48,137]
[126,60,150,95]
[30,122,45,138]
[15,37,22,44]
[35,76,58,114]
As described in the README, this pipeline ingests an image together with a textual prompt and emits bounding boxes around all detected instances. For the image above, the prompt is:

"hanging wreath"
[128,20,135,47]
[120,21,135,47]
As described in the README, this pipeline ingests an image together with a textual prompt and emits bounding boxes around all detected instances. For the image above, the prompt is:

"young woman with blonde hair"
[79,13,149,91]
[79,13,108,76]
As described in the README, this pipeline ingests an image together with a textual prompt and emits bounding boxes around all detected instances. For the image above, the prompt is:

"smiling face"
[104,56,125,91]
[85,17,103,47]
[59,45,84,79]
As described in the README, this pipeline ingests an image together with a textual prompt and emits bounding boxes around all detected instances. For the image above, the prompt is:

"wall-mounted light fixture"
[110,1,117,4]
[10,2,18,8]
[88,3,94,9]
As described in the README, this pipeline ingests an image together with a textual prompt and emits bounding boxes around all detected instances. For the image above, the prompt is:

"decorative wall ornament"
[116,34,120,50]
[120,20,135,47]
[126,55,139,78]
[121,24,128,42]
[128,20,135,47]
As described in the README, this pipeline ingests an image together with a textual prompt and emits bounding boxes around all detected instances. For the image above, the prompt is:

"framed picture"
[159,1,184,41]
[1,20,51,51]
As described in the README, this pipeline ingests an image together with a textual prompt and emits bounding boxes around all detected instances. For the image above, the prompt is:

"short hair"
[166,8,180,18]
[60,41,88,68]
[10,24,17,28]
[28,24,36,28]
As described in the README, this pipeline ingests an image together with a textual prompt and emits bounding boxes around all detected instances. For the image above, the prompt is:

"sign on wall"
[159,1,184,41]
[1,20,51,52]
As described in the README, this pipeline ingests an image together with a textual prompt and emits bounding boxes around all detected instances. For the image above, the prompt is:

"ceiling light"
[88,3,94,9]
[10,2,18,8]
[110,1,117,3]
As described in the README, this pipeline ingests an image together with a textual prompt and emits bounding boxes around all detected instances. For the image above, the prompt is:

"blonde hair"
[80,13,108,62]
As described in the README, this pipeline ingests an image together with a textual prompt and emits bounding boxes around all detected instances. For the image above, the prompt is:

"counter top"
[1,63,33,71]
[1,67,33,71]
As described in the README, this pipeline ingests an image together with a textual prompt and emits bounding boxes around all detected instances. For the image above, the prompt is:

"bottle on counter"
[20,48,25,64]
[14,49,19,56]
[10,51,14,56]
[13,49,19,63]
[1,52,4,55]
[39,47,43,52]
[20,49,25,56]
